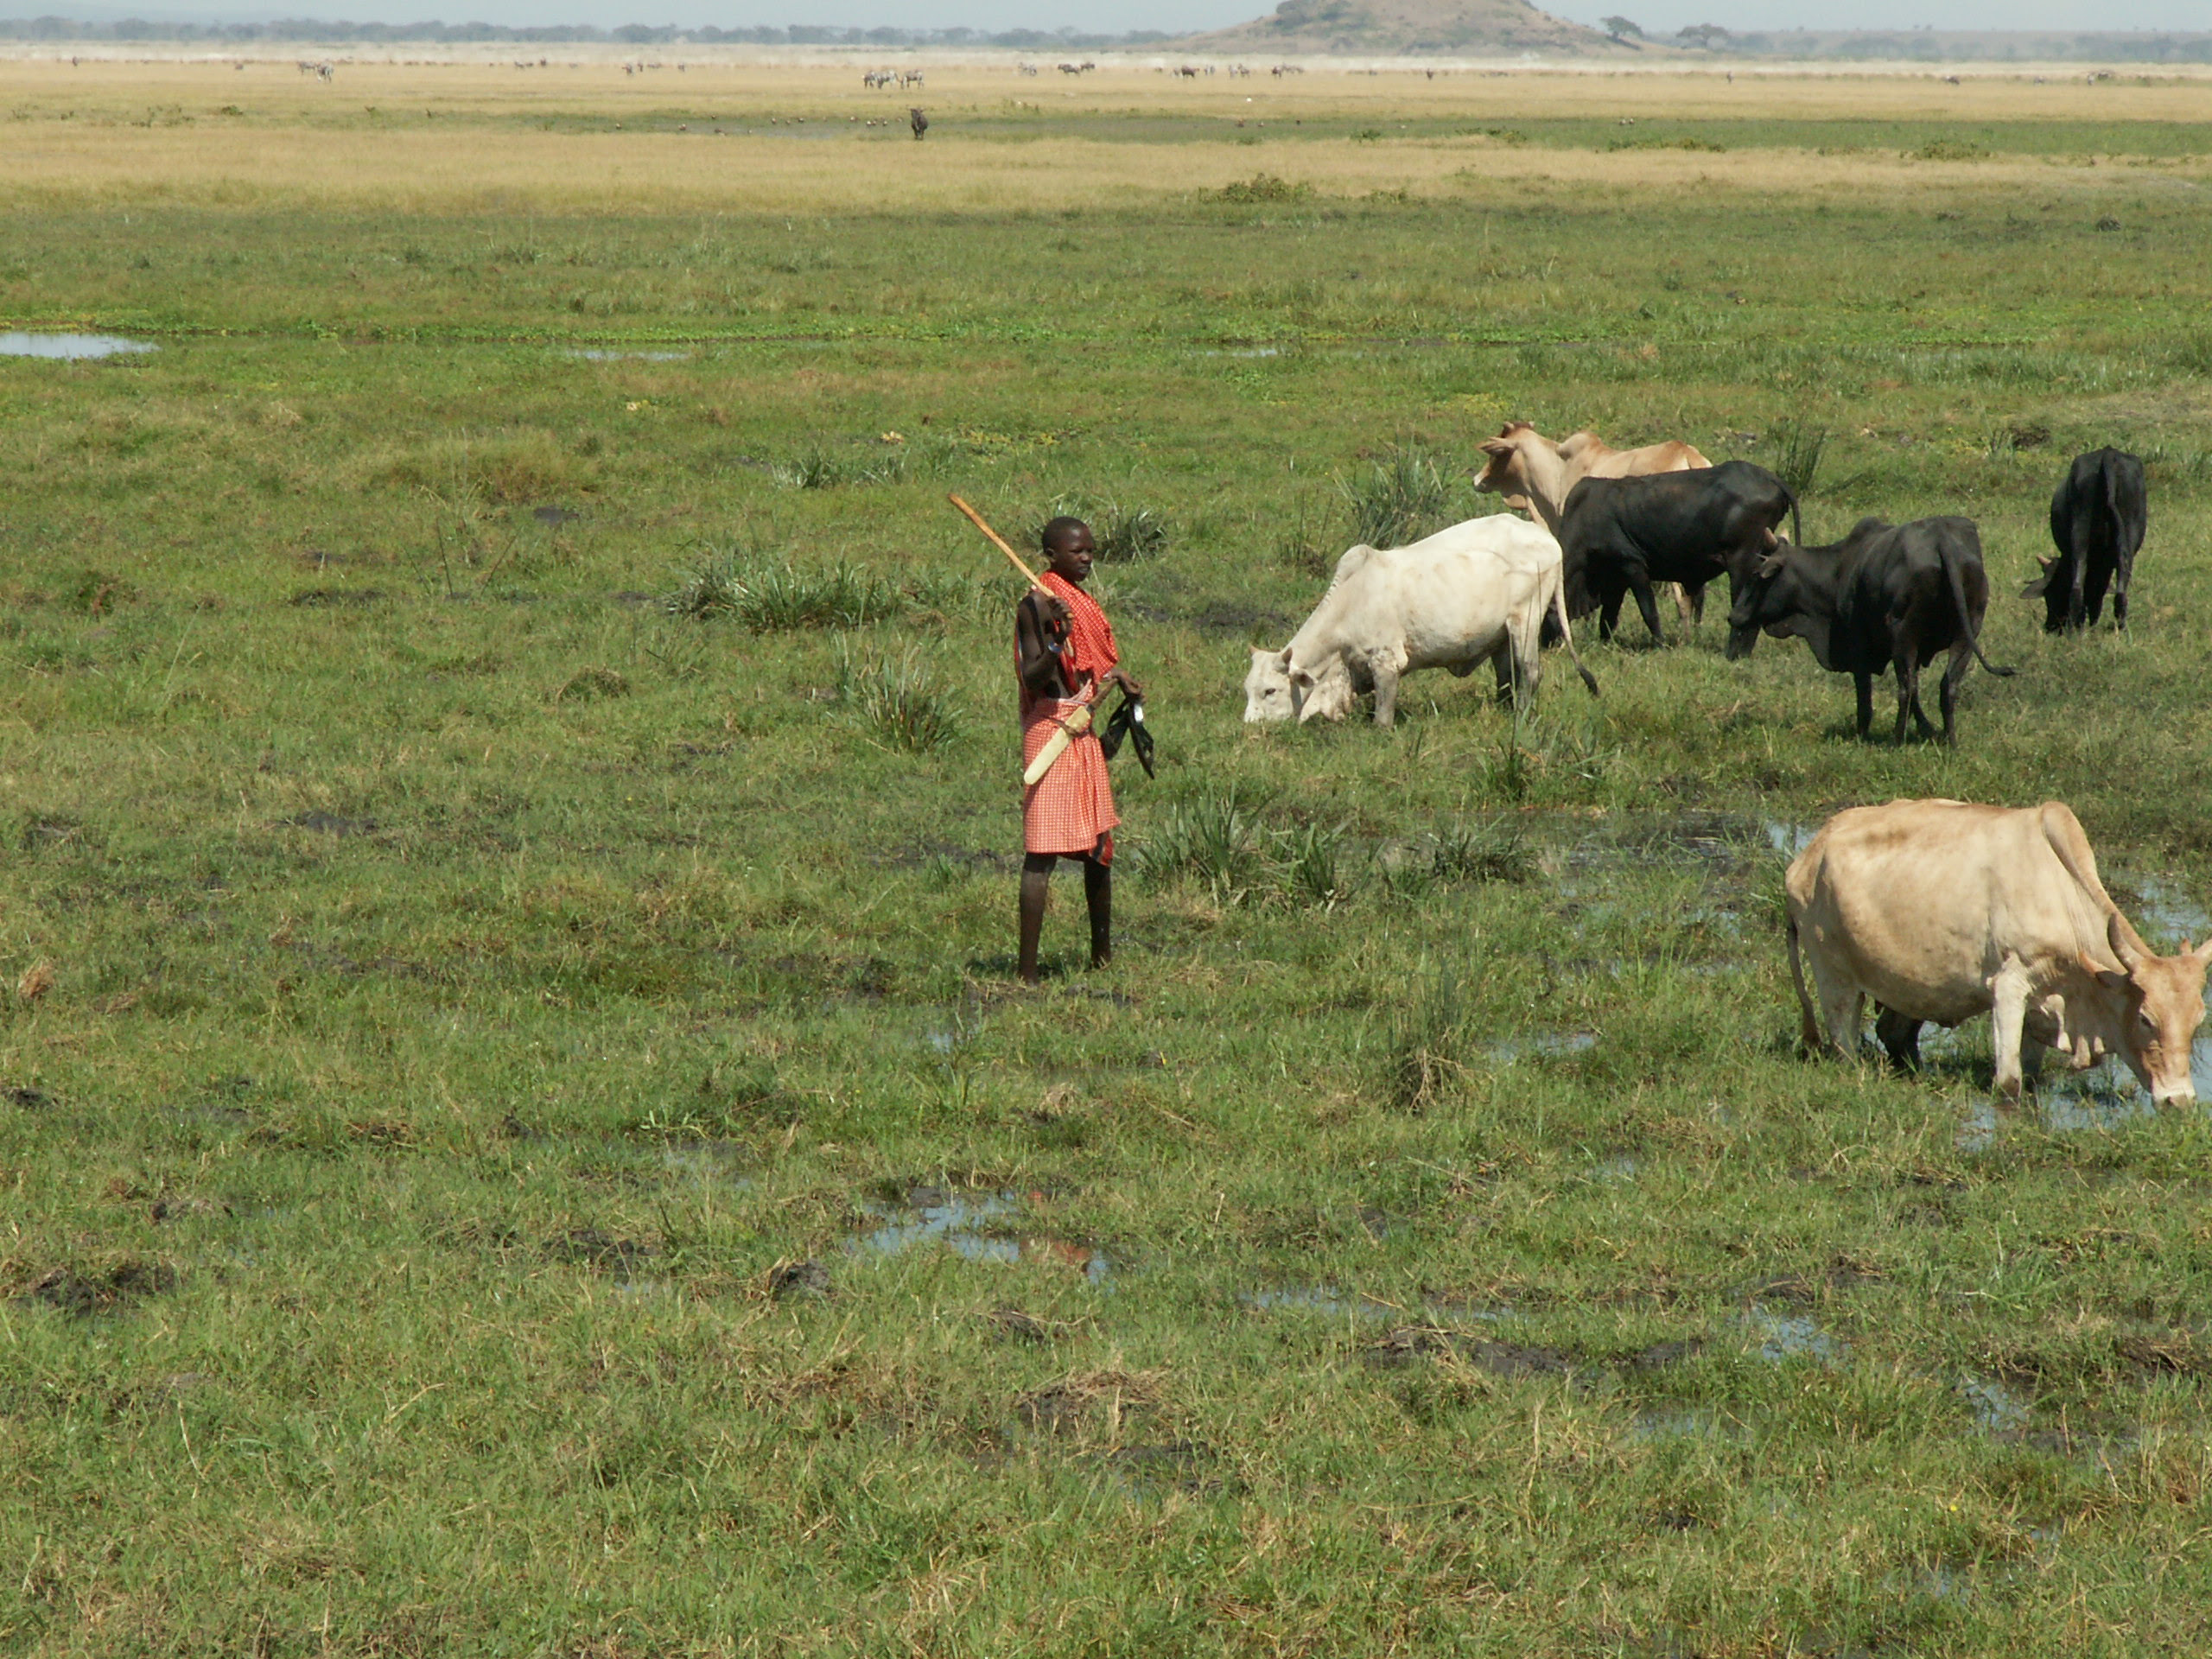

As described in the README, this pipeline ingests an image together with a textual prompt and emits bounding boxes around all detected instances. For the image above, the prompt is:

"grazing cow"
[1785,798,2209,1103]
[1477,422,1715,626]
[1474,423,1712,536]
[1726,515,2014,745]
[2030,448,2146,632]
[1557,461,1798,645]
[1243,515,1597,727]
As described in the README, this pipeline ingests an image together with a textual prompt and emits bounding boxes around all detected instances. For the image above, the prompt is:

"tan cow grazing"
[1786,798,2210,1105]
[1475,423,1713,624]
[1472,423,1712,537]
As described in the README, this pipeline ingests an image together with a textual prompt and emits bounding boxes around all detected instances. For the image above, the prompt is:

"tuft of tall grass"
[772,443,909,489]
[1214,173,1312,203]
[1764,421,1828,499]
[664,555,892,629]
[1136,788,1266,902]
[1430,818,1531,884]
[1335,442,1452,550]
[1274,819,1351,909]
[836,642,960,753]
[1385,964,1466,1113]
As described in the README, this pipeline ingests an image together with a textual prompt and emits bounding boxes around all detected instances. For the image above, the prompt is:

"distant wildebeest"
[2028,447,2146,632]
[1557,461,1798,645]
[910,107,928,141]
[1726,516,2014,745]
[1784,798,2209,1103]
[1243,514,1597,727]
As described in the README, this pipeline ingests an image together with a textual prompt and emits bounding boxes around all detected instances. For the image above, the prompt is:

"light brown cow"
[1786,798,2210,1105]
[1475,423,1713,623]
[1472,423,1712,537]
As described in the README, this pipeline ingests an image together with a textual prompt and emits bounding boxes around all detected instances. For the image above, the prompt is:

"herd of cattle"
[1238,428,2198,1109]
[1245,423,2148,739]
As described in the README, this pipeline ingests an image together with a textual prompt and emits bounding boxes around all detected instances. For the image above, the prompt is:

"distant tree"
[1676,22,1731,48]
[1600,16,1643,40]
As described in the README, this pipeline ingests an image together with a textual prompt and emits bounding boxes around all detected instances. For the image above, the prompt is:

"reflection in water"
[1745,1308,1848,1367]
[1764,821,1815,858]
[1487,1032,1596,1064]
[847,1192,1109,1283]
[1243,1286,1397,1320]
[1956,1098,1997,1153]
[2130,875,2210,949]
[1961,1374,2031,1433]
[1,332,156,359]
[566,348,690,361]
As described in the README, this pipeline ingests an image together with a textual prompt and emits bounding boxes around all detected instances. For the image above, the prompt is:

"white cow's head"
[2086,915,2212,1107]
[1243,646,1355,724]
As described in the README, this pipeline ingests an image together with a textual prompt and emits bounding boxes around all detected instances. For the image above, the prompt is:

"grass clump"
[1335,442,1453,550]
[772,442,909,489]
[1137,787,1266,901]
[1384,964,1467,1112]
[1764,420,1829,499]
[665,555,892,629]
[1274,819,1351,909]
[1214,173,1312,203]
[1430,817,1531,884]
[836,642,960,753]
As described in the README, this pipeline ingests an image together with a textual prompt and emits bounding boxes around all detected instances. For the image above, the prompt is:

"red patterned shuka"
[1020,571,1120,861]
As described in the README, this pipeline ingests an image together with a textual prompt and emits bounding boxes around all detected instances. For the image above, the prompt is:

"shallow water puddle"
[1764,821,1815,858]
[1744,1308,1848,1367]
[1629,1405,1750,1444]
[1487,1031,1596,1064]
[565,347,690,361]
[2129,875,2209,949]
[1243,1286,1399,1320]
[1956,1098,1998,1154]
[1961,1374,2032,1433]
[847,1190,1109,1283]
[0,332,156,359]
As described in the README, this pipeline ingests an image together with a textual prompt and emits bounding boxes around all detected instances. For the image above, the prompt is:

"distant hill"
[1186,0,1632,58]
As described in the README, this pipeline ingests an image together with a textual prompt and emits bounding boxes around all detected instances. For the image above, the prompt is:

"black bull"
[2030,446,2146,633]
[1557,461,1800,645]
[1726,515,2016,745]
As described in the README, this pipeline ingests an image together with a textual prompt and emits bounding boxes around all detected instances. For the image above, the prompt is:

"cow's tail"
[1551,575,1599,697]
[1784,907,1821,1056]
[1940,529,2015,678]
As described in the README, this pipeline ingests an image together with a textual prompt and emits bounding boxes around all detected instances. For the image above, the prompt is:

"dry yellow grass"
[2,59,2204,213]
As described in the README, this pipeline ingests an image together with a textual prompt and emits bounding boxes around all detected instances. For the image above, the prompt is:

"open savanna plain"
[7,55,2212,1657]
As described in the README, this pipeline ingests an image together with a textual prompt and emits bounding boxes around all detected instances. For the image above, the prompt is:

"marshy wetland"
[4,52,2212,1656]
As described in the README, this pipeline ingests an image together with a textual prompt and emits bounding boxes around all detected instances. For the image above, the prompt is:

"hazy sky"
[73,0,2212,38]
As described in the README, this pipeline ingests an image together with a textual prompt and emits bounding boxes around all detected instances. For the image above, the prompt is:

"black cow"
[2030,448,2146,632]
[1726,515,2016,745]
[1558,461,1799,645]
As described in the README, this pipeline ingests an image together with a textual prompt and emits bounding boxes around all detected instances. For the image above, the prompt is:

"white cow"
[1243,514,1597,727]
[1786,798,2210,1104]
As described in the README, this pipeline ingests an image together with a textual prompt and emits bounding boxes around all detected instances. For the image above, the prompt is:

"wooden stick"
[948,494,1051,594]
[947,494,1101,787]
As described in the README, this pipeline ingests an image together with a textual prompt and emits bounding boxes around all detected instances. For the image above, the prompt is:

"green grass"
[6,90,2212,1657]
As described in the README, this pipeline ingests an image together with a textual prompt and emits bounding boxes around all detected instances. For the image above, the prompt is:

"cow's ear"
[1278,647,1294,671]
[2077,950,2131,992]
[1290,669,1315,689]
[2020,574,2051,599]
[1478,437,1513,459]
[1756,551,1787,579]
